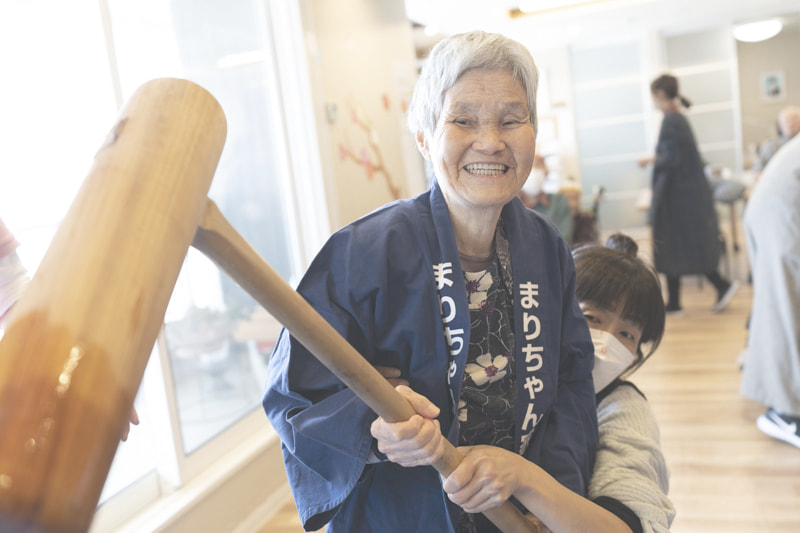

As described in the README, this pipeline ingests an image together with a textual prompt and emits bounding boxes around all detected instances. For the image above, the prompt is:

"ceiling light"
[732,19,783,43]
[519,0,591,12]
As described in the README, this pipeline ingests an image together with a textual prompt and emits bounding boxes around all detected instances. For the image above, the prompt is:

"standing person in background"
[740,133,800,449]
[638,73,738,315]
[264,30,598,532]
[0,217,29,326]
[374,233,674,532]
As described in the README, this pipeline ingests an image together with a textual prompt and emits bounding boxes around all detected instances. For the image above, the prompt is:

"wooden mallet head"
[0,77,227,533]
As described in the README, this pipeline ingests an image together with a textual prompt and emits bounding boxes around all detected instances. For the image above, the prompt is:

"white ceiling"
[406,0,800,53]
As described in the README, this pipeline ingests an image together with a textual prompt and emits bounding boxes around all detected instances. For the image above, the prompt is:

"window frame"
[79,0,326,529]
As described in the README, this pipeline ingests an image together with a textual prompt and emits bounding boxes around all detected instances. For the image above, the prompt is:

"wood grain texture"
[0,78,226,533]
[634,280,800,533]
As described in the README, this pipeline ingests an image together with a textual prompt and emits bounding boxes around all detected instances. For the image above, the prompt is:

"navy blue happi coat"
[263,182,598,532]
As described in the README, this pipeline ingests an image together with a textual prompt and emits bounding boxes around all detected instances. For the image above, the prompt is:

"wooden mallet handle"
[193,199,538,533]
[0,78,227,533]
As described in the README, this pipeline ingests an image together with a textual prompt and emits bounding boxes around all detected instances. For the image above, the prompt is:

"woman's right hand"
[369,385,445,467]
[638,155,655,168]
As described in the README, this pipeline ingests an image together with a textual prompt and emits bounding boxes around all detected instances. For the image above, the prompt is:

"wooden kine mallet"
[0,78,537,533]
[0,78,227,533]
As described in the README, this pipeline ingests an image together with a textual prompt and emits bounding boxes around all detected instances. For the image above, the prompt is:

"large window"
[108,0,300,455]
[0,0,326,529]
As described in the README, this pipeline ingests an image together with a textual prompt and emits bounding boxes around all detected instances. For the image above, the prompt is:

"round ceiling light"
[732,18,783,43]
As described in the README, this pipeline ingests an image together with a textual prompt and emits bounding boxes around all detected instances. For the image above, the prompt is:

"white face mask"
[590,328,635,393]
[522,168,546,196]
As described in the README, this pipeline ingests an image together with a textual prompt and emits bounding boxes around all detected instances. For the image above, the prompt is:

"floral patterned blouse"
[456,227,516,533]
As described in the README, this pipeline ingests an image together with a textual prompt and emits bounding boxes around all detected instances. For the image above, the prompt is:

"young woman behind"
[372,233,675,532]
[574,233,674,532]
[639,73,738,315]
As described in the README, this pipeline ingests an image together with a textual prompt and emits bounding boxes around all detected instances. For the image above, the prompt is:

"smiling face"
[417,68,536,219]
[580,302,643,358]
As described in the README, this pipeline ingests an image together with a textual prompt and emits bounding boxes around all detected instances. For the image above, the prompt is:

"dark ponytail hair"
[604,232,638,257]
[651,73,692,109]
[572,233,666,371]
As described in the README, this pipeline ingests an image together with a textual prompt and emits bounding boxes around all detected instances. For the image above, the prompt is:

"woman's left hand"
[442,445,525,513]
[370,385,444,467]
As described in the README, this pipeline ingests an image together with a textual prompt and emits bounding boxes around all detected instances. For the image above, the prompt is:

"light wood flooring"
[260,248,800,532]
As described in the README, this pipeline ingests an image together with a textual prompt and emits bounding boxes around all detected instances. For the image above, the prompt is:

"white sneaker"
[757,408,800,449]
[712,280,740,313]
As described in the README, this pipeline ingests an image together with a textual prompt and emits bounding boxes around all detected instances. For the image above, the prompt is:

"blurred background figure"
[740,132,800,449]
[751,105,800,181]
[0,217,29,327]
[639,73,738,315]
[519,153,574,245]
[565,182,603,249]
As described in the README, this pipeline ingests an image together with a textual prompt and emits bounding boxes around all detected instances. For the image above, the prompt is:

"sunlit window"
[0,0,319,526]
[107,0,297,454]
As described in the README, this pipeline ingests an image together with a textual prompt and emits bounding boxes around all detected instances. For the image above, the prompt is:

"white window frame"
[85,0,329,530]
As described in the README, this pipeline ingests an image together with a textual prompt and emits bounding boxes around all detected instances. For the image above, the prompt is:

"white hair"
[406,31,539,139]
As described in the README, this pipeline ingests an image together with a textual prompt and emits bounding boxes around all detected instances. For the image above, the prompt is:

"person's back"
[741,133,800,448]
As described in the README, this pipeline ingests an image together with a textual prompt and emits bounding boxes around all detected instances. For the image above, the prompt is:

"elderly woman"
[263,31,597,532]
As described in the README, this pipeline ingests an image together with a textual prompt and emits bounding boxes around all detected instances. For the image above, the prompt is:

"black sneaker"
[664,303,684,317]
[756,408,800,448]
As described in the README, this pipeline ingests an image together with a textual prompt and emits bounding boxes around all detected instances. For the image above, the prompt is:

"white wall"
[521,21,770,234]
[527,45,582,189]
[736,15,800,163]
[303,0,425,229]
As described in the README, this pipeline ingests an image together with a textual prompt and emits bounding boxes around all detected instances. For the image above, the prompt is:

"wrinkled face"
[580,302,643,357]
[417,68,536,216]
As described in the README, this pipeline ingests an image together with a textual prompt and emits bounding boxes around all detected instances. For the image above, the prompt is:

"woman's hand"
[442,445,526,514]
[638,155,655,168]
[369,385,445,467]
[120,406,139,442]
[374,365,409,387]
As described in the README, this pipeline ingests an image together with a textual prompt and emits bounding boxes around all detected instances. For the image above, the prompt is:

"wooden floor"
[260,248,800,532]
[635,280,800,532]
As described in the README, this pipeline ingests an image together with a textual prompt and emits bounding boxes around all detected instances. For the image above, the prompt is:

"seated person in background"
[560,182,602,248]
[373,233,674,532]
[751,105,800,181]
[519,153,574,245]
